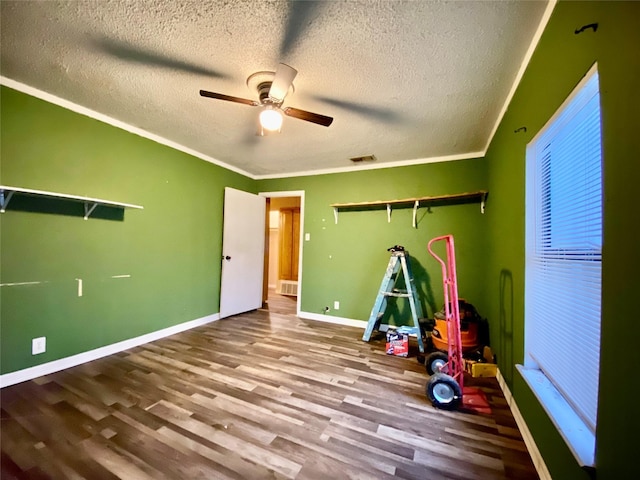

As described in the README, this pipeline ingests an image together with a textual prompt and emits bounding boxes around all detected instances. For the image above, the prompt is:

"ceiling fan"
[199,63,333,134]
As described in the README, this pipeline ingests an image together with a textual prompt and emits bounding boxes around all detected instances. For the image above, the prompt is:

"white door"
[220,187,266,318]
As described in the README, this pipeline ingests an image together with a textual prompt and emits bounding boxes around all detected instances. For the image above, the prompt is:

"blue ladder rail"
[362,250,426,353]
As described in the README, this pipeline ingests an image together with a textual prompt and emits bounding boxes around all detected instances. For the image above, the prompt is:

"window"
[519,64,602,468]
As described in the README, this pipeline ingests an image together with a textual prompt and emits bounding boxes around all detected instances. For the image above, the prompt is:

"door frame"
[259,190,305,316]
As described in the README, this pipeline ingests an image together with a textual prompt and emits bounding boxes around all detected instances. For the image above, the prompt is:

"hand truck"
[425,234,490,413]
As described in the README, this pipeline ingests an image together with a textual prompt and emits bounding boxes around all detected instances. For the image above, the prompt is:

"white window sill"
[517,364,596,468]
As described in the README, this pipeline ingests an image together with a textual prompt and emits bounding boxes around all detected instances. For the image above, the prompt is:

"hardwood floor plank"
[104,407,247,479]
[378,424,504,472]
[444,426,530,452]
[271,435,399,480]
[323,421,415,460]
[81,436,159,480]
[1,415,43,473]
[1,303,538,479]
[148,400,302,478]
[1,450,24,480]
[156,426,277,480]
[412,449,507,480]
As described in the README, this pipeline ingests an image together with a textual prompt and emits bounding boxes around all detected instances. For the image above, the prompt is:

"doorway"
[260,191,304,316]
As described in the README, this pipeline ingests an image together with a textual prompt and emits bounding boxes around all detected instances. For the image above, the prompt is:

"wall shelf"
[0,185,144,220]
[330,190,488,227]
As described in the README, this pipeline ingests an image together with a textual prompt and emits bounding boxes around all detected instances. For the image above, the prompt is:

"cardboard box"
[464,359,497,377]
[386,329,409,357]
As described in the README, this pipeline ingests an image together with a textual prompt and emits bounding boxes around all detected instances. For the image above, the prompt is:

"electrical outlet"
[305,233,311,241]
[32,337,46,355]
[334,301,340,310]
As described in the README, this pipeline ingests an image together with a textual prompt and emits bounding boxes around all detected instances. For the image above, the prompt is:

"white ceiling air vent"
[350,155,377,163]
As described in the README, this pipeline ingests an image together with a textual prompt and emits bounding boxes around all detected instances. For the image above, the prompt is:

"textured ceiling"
[1,0,551,178]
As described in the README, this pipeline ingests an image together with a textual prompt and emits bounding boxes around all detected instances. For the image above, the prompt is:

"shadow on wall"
[380,295,401,329]
[380,255,436,327]
[2,195,125,221]
[499,269,515,385]
[410,255,437,319]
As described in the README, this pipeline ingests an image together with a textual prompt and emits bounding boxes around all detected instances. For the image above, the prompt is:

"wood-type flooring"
[1,294,538,479]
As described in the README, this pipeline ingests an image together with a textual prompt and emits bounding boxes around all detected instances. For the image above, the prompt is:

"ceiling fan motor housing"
[258,82,274,104]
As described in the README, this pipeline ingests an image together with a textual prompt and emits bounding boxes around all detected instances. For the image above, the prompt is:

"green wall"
[258,159,489,327]
[0,86,254,374]
[484,1,640,479]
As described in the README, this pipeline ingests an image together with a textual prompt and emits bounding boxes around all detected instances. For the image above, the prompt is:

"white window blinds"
[525,67,602,432]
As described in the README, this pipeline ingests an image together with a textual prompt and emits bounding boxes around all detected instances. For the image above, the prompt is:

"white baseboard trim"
[296,314,416,337]
[299,311,368,329]
[496,368,552,480]
[0,313,221,388]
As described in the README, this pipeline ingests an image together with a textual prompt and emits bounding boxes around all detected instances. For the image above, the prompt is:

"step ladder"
[362,247,426,353]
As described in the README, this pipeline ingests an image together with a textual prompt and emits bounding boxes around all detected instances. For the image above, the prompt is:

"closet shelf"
[330,190,487,227]
[0,185,143,220]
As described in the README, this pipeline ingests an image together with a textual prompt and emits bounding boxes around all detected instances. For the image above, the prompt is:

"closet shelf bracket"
[0,189,15,213]
[84,202,99,220]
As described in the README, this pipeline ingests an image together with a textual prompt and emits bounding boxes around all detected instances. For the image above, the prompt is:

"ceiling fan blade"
[94,37,228,78]
[283,107,333,127]
[311,95,400,123]
[199,90,258,106]
[269,63,297,102]
[280,1,322,58]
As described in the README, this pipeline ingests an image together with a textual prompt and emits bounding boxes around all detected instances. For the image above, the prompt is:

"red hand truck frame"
[426,234,490,413]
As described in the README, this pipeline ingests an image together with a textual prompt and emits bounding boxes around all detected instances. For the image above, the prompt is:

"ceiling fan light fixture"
[259,106,283,132]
